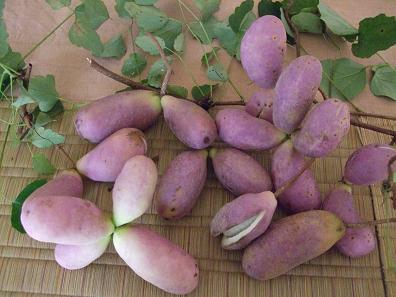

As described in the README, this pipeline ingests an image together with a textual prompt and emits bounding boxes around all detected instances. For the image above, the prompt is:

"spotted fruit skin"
[245,88,275,123]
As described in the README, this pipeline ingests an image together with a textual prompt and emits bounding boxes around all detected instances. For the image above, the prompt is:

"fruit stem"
[350,118,396,137]
[346,217,396,228]
[146,32,172,96]
[284,9,301,57]
[274,158,315,197]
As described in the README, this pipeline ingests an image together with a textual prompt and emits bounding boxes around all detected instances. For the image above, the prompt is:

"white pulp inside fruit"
[221,210,266,247]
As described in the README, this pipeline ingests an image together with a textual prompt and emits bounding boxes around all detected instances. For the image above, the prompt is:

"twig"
[284,9,301,57]
[87,58,156,92]
[350,118,396,137]
[390,137,396,146]
[388,156,396,185]
[350,111,396,121]
[346,218,396,228]
[146,32,172,96]
[19,64,33,140]
[274,158,315,197]
[318,87,328,100]
[56,145,75,167]
[213,101,245,106]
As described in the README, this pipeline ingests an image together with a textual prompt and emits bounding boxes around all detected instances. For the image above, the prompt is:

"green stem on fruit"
[22,12,75,61]
[274,158,316,197]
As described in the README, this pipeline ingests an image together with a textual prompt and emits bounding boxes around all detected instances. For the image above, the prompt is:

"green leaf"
[201,47,220,65]
[280,7,295,40]
[229,0,254,33]
[317,2,358,37]
[207,63,228,81]
[352,14,396,58]
[135,35,165,55]
[193,0,220,21]
[189,16,220,44]
[147,58,172,88]
[191,84,218,100]
[370,63,396,100]
[29,126,65,148]
[115,0,134,17]
[214,22,239,56]
[68,22,103,56]
[239,11,256,32]
[284,0,319,15]
[258,0,281,18]
[11,96,35,108]
[22,75,60,112]
[75,0,109,30]
[122,53,147,77]
[291,12,323,34]
[0,20,9,58]
[136,0,158,5]
[0,49,25,91]
[34,112,53,127]
[11,179,47,233]
[174,33,185,53]
[152,18,182,52]
[98,34,126,59]
[166,85,188,98]
[45,0,71,10]
[124,2,168,32]
[32,153,56,175]
[31,101,64,127]
[320,58,366,101]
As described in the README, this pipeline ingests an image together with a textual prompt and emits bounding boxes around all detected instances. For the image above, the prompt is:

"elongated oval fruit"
[216,108,286,151]
[271,140,321,213]
[273,55,322,133]
[161,95,217,149]
[156,150,207,220]
[54,236,111,270]
[113,155,158,226]
[344,144,396,185]
[292,99,350,157]
[77,128,147,182]
[75,90,161,143]
[245,88,274,123]
[240,15,286,88]
[322,184,376,257]
[242,210,345,280]
[210,191,277,250]
[210,148,272,196]
[113,225,199,295]
[21,195,114,245]
[30,169,83,199]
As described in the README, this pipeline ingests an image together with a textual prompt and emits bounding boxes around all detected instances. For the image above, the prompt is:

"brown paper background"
[1,1,396,297]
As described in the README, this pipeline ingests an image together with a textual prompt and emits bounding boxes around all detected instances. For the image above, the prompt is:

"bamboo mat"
[0,100,395,297]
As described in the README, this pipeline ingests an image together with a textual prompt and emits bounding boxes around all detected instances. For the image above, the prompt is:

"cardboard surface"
[1,1,396,296]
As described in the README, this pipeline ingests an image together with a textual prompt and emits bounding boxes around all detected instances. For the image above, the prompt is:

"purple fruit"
[273,55,322,133]
[210,148,272,196]
[75,90,161,143]
[240,15,286,88]
[322,184,376,257]
[161,95,217,149]
[344,144,396,185]
[216,108,286,151]
[271,140,321,213]
[210,191,277,250]
[292,99,350,157]
[245,88,274,122]
[156,150,207,220]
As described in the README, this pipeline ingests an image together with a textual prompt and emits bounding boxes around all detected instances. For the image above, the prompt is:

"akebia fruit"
[271,140,321,213]
[210,191,277,250]
[210,148,272,196]
[344,144,396,185]
[112,155,158,226]
[54,236,111,270]
[75,90,161,143]
[240,15,287,88]
[113,225,199,295]
[273,55,322,133]
[292,99,350,158]
[322,184,376,257]
[77,128,147,182]
[245,88,274,122]
[21,195,114,245]
[216,108,286,151]
[156,150,207,220]
[242,210,345,280]
[161,95,217,149]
